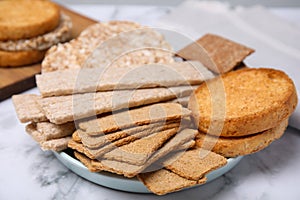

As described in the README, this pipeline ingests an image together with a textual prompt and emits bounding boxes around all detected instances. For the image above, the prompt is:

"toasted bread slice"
[195,119,288,157]
[0,49,46,67]
[189,68,297,137]
[0,0,60,40]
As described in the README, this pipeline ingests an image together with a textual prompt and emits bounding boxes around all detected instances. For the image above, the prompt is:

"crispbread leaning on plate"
[11,19,298,196]
[0,0,72,67]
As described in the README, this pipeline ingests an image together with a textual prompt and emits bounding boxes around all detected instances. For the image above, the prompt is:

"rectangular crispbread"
[86,126,178,159]
[78,121,181,148]
[98,129,197,177]
[12,94,47,123]
[25,124,70,151]
[163,149,227,181]
[74,151,101,172]
[79,103,190,134]
[35,122,75,140]
[87,140,195,176]
[102,128,178,165]
[36,61,214,97]
[38,87,193,124]
[137,169,207,195]
[177,33,254,74]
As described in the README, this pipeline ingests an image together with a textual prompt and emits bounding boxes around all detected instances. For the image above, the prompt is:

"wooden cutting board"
[0,4,97,101]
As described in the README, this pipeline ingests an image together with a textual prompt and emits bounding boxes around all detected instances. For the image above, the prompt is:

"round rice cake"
[0,0,60,40]
[195,119,288,157]
[0,50,46,67]
[188,68,297,137]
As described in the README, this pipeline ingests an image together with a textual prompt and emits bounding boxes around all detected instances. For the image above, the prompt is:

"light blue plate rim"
[53,151,243,193]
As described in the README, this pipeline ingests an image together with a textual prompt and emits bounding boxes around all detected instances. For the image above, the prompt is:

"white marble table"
[1,3,300,200]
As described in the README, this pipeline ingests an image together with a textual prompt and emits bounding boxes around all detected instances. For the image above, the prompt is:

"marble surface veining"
[1,4,300,200]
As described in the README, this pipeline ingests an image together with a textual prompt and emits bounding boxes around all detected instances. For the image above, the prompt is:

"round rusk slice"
[0,0,60,40]
[189,68,297,137]
[0,50,46,67]
[195,119,288,157]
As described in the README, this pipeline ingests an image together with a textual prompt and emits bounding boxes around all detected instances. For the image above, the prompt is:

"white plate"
[53,151,243,193]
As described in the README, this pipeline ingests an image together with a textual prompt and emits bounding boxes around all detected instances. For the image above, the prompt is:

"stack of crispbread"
[190,68,298,157]
[12,21,215,152]
[0,0,72,67]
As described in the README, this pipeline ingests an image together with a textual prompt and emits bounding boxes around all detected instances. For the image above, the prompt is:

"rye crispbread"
[137,169,207,195]
[195,119,288,157]
[74,151,101,172]
[78,121,181,148]
[35,122,75,140]
[85,127,179,159]
[36,61,213,97]
[164,149,227,181]
[79,103,190,135]
[12,94,47,123]
[0,0,60,40]
[38,87,194,124]
[0,13,72,51]
[98,129,197,177]
[0,49,46,67]
[177,33,254,74]
[25,124,70,151]
[102,128,178,165]
[189,68,298,137]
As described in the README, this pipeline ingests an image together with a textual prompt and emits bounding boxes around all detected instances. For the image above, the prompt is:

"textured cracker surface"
[138,169,204,195]
[36,61,213,97]
[102,128,178,165]
[178,33,254,74]
[79,103,190,134]
[79,121,180,148]
[25,124,70,151]
[12,94,47,123]
[36,122,75,140]
[39,87,193,124]
[41,21,174,72]
[164,149,227,181]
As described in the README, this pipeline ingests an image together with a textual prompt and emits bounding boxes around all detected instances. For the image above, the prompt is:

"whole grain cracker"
[38,87,192,124]
[164,149,227,181]
[79,121,181,148]
[137,169,207,195]
[74,151,101,172]
[80,103,190,134]
[36,60,213,97]
[102,128,178,165]
[177,33,254,74]
[98,129,197,177]
[89,140,195,176]
[12,94,47,123]
[36,122,75,140]
[25,124,70,151]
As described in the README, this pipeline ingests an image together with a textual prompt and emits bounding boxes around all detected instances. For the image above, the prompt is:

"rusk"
[195,119,288,157]
[0,0,60,40]
[0,49,46,67]
[189,68,298,137]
